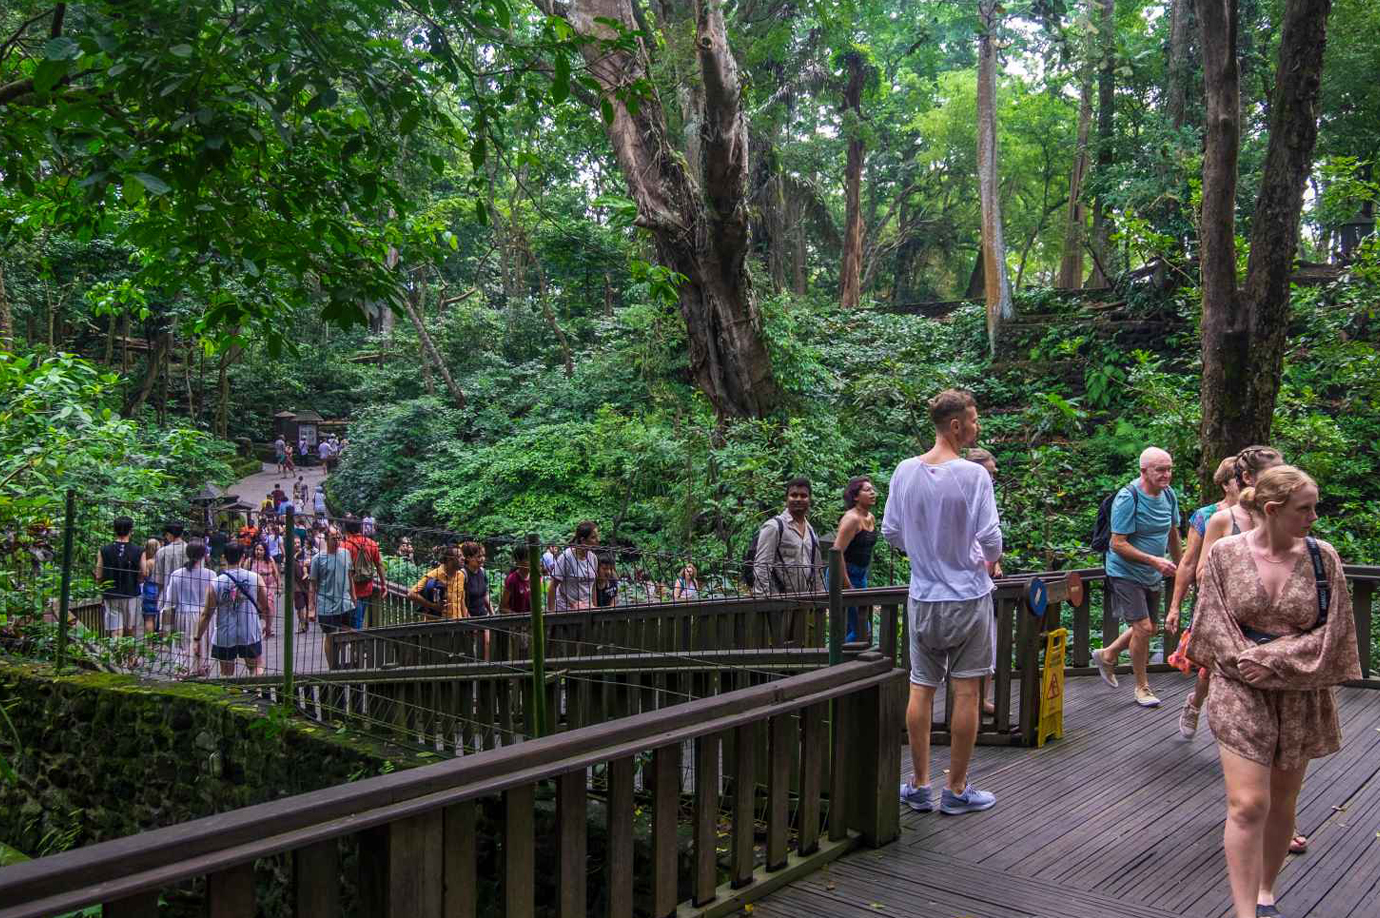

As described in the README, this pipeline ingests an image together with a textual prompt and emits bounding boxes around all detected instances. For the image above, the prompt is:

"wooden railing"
[331,587,853,670]
[0,653,905,918]
[306,561,1380,748]
[233,648,831,750]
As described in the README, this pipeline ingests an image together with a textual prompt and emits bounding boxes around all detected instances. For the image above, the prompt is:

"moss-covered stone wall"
[0,665,700,918]
[0,664,439,915]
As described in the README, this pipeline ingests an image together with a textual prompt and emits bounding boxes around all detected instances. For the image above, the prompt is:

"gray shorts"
[1109,576,1160,624]
[907,593,995,687]
[103,596,140,633]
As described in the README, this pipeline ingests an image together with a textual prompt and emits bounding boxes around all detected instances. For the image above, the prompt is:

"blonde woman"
[1188,466,1360,918]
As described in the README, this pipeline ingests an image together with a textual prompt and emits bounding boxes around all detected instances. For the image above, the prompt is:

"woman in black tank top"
[833,477,879,642]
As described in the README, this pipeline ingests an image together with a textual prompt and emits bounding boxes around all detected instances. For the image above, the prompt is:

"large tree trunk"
[1088,0,1117,287]
[839,52,866,310]
[1056,77,1094,289]
[1197,0,1331,492]
[977,0,1015,354]
[1234,0,1331,442]
[1197,0,1244,480]
[555,0,778,418]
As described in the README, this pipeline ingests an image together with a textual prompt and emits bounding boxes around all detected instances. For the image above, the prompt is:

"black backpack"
[742,520,781,589]
[1090,484,1177,554]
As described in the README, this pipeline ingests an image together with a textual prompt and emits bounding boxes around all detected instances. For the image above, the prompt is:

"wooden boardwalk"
[754,671,1380,918]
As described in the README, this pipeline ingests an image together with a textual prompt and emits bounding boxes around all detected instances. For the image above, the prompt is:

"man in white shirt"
[883,389,1003,816]
[752,477,823,596]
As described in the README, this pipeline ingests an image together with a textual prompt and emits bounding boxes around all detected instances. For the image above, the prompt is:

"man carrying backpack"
[343,517,384,629]
[750,477,823,597]
[1092,446,1182,708]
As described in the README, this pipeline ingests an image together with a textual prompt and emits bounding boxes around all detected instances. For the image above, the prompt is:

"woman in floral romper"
[1188,466,1360,918]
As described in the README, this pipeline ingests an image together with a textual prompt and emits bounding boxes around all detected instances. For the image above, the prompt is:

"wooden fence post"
[846,654,902,846]
[828,547,844,665]
[358,811,444,918]
[1355,580,1373,679]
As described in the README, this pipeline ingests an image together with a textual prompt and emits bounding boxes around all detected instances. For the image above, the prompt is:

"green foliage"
[0,349,232,521]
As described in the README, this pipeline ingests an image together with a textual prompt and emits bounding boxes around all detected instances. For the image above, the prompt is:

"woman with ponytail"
[1188,466,1360,918]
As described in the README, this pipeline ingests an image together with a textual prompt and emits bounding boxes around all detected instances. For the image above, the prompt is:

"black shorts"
[318,613,351,634]
[211,641,263,662]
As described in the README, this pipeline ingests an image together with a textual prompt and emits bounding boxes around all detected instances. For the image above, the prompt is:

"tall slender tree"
[1088,0,1117,287]
[1056,76,1094,289]
[977,0,1015,353]
[839,49,869,310]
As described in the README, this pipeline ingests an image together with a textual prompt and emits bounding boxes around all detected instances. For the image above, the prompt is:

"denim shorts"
[907,593,995,687]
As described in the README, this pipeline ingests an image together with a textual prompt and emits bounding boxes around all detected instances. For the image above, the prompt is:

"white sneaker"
[1135,686,1162,708]
[1094,649,1118,688]
[1178,698,1200,739]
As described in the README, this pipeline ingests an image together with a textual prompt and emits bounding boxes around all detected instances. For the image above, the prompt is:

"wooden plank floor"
[753,672,1380,918]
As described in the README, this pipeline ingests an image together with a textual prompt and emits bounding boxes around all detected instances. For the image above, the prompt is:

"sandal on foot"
[1289,834,1308,854]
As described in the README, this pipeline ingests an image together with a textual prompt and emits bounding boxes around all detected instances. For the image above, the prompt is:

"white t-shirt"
[881,457,1003,602]
[551,547,598,611]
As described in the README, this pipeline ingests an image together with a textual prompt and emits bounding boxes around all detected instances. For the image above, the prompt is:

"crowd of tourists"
[270,432,349,475]
[93,387,1360,918]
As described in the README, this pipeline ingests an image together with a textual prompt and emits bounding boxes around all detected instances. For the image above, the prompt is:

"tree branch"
[0,8,57,62]
[0,67,97,105]
[0,79,35,105]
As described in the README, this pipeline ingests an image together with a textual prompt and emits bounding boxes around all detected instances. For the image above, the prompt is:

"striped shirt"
[152,540,187,589]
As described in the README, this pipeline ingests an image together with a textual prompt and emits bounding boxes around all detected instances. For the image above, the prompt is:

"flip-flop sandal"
[1289,835,1308,854]
[1257,905,1283,917]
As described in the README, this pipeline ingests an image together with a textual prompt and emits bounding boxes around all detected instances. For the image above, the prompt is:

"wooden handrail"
[222,646,831,686]
[0,655,900,918]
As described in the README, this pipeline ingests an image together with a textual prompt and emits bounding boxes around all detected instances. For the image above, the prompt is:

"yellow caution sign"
[1037,628,1068,748]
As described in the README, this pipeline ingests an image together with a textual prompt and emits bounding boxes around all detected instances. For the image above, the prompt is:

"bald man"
[1093,446,1182,707]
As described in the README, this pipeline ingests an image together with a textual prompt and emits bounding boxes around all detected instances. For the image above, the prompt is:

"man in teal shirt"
[1094,446,1182,707]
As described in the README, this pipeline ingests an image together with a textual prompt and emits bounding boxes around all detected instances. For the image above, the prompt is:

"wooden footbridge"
[4,562,1378,918]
